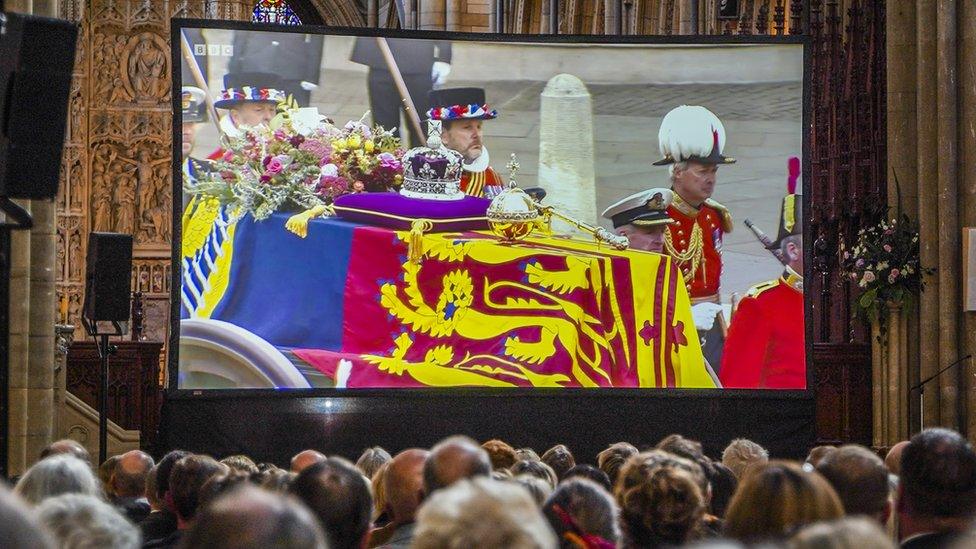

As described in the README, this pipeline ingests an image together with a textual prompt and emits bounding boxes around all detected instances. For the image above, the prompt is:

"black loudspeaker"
[83,232,133,323]
[0,13,78,199]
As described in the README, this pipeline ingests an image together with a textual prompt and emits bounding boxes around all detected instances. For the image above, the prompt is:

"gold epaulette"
[704,198,733,233]
[746,279,779,299]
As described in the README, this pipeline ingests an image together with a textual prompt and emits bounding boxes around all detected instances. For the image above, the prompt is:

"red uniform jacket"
[719,273,806,389]
[664,194,731,300]
[460,166,503,198]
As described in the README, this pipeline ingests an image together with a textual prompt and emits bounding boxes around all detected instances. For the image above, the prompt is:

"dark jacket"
[350,37,451,75]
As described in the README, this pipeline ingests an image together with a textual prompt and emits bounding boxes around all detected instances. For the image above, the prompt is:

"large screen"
[173,23,806,391]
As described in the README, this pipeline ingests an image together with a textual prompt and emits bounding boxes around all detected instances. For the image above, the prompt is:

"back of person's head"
[97,455,119,496]
[658,434,716,484]
[816,445,890,521]
[899,428,976,520]
[355,446,392,480]
[0,485,54,548]
[482,439,518,470]
[155,449,191,502]
[112,450,154,498]
[383,448,429,524]
[15,454,101,506]
[36,493,141,549]
[169,454,228,522]
[289,456,372,549]
[541,445,576,481]
[616,452,707,547]
[413,477,557,548]
[40,439,91,466]
[219,454,258,475]
[512,459,559,489]
[290,449,327,474]
[806,445,838,468]
[708,462,738,519]
[562,464,613,493]
[180,485,327,549]
[722,438,769,480]
[197,471,252,510]
[371,460,390,522]
[513,475,554,507]
[517,448,541,462]
[424,435,492,494]
[256,467,296,493]
[884,441,909,476]
[724,461,844,543]
[789,516,895,549]
[543,478,620,549]
[145,465,161,509]
[597,442,638,486]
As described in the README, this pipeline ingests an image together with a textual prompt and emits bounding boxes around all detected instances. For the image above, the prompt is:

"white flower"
[877,261,888,271]
[291,107,326,136]
[320,163,339,177]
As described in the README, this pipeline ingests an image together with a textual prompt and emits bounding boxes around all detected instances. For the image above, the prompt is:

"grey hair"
[36,493,141,549]
[413,477,557,549]
[668,161,689,180]
[0,485,54,548]
[15,455,102,506]
[722,439,770,480]
[780,234,803,258]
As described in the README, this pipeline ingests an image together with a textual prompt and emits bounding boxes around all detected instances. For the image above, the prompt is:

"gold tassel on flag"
[408,219,433,263]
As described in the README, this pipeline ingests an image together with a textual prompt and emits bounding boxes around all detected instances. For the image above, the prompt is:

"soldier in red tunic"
[427,87,505,198]
[719,175,805,389]
[653,105,736,304]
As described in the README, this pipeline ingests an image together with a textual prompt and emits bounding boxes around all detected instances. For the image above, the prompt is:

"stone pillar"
[538,74,597,230]
[26,199,57,462]
[7,200,31,476]
[420,0,447,30]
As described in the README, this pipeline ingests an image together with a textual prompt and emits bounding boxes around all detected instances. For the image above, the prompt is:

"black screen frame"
[168,18,813,402]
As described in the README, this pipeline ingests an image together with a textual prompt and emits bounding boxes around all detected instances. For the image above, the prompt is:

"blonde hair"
[615,451,707,546]
[722,438,770,480]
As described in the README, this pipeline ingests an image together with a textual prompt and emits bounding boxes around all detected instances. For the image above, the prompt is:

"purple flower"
[378,152,401,171]
[259,174,272,184]
[266,157,284,175]
[289,135,306,148]
[299,139,331,160]
[855,259,865,268]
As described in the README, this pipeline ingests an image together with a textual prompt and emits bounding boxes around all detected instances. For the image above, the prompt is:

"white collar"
[463,146,490,173]
[219,114,242,139]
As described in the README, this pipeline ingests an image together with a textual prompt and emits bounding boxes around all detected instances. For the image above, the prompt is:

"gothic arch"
[295,0,367,27]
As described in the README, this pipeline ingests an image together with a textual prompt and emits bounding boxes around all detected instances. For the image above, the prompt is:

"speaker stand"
[81,317,123,466]
[0,197,32,480]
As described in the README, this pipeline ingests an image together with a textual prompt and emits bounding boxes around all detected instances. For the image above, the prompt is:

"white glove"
[431,61,452,86]
[300,80,319,91]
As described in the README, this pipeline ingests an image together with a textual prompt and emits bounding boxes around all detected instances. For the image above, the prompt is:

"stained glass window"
[252,0,302,25]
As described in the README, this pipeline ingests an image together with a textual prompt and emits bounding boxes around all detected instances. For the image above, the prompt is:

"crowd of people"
[2,428,975,548]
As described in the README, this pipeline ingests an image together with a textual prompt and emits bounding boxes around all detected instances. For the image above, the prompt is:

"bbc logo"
[193,44,234,56]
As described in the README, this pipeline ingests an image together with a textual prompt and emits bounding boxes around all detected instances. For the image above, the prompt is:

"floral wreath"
[426,103,498,121]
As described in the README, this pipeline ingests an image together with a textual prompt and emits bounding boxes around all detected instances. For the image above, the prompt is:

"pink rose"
[265,158,283,175]
[883,244,892,252]
[890,268,900,278]
[862,271,876,283]
[222,150,234,162]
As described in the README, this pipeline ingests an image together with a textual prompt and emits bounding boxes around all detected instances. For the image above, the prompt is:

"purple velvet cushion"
[332,192,490,232]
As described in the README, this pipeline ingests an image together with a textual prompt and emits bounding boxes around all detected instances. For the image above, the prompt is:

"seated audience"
[111,450,154,523]
[219,454,259,475]
[39,439,91,466]
[513,474,554,507]
[256,467,296,493]
[512,459,559,490]
[36,493,141,549]
[139,450,188,542]
[615,451,708,547]
[180,484,327,549]
[517,448,541,462]
[145,454,227,548]
[482,439,518,471]
[15,454,102,506]
[816,444,891,525]
[0,484,54,548]
[543,477,620,549]
[356,446,392,480]
[708,462,738,519]
[562,464,613,493]
[542,445,576,481]
[806,445,837,469]
[412,477,557,549]
[790,516,895,549]
[98,455,120,498]
[597,442,638,486]
[423,435,492,494]
[886,440,910,477]
[721,438,769,480]
[289,456,373,549]
[370,448,429,548]
[290,449,327,473]
[897,428,976,548]
[370,461,391,527]
[724,461,843,543]
[197,471,251,510]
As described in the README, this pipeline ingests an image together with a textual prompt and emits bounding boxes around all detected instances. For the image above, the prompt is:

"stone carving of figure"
[91,148,116,232]
[128,37,166,100]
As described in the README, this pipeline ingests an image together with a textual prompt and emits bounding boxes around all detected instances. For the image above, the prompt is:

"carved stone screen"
[174,23,806,392]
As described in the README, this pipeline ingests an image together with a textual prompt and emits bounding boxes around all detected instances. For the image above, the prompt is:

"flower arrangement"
[840,213,934,324]
[189,107,404,221]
